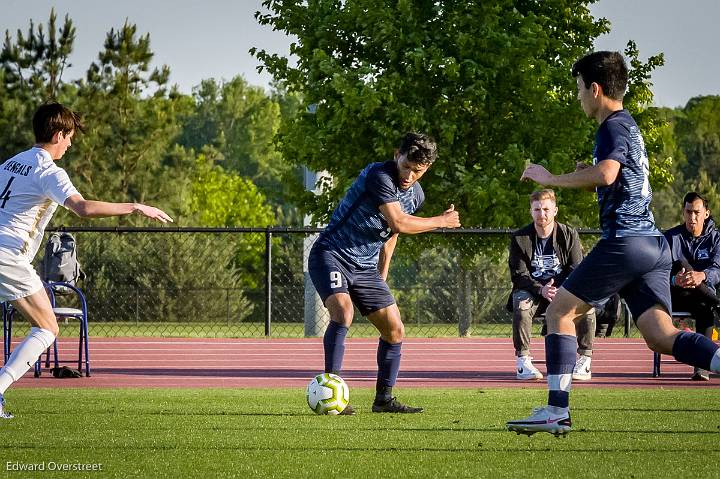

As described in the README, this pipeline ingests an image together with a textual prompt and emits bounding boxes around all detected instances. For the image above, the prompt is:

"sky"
[1,0,718,108]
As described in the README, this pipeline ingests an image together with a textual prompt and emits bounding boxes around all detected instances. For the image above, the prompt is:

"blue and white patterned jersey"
[317,160,425,269]
[593,109,661,239]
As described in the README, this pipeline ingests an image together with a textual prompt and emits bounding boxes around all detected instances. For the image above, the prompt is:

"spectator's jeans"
[670,286,718,336]
[512,289,596,357]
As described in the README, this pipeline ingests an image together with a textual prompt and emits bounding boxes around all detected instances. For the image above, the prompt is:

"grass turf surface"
[1,387,718,478]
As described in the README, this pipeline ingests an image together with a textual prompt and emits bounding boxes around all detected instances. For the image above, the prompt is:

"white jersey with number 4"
[0,147,79,261]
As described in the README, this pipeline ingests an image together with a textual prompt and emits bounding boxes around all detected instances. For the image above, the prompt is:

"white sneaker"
[572,355,592,381]
[507,406,572,436]
[0,394,13,420]
[516,356,543,380]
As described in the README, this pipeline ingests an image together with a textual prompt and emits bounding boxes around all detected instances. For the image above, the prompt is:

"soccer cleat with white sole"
[0,394,13,420]
[572,355,592,381]
[516,356,543,380]
[506,406,571,437]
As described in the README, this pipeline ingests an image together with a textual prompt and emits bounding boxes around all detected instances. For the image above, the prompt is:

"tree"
[0,9,76,158]
[0,8,75,100]
[60,20,194,225]
[253,0,668,229]
[179,76,299,223]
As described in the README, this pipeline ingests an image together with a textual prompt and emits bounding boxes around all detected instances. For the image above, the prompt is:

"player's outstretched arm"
[521,160,620,189]
[64,195,174,223]
[379,202,460,234]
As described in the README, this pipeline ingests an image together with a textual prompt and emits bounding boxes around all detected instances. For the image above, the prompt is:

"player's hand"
[521,164,554,185]
[541,279,557,301]
[133,204,174,223]
[441,204,461,228]
[676,269,705,288]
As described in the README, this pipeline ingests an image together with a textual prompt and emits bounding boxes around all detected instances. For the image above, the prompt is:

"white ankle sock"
[0,327,56,394]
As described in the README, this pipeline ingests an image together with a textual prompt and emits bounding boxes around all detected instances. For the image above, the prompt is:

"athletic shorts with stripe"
[562,235,672,320]
[308,242,395,317]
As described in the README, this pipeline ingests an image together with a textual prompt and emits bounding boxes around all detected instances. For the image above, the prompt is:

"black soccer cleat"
[371,397,423,413]
[339,404,356,415]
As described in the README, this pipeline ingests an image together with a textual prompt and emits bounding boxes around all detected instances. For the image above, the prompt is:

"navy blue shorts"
[562,235,672,320]
[308,243,395,316]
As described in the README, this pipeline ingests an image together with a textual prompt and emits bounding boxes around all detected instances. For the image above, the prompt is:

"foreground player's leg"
[322,293,355,415]
[637,306,720,375]
[507,289,589,436]
[0,291,59,419]
[368,305,422,413]
[323,321,349,374]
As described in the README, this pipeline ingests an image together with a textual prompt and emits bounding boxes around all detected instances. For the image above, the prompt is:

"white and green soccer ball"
[306,373,350,415]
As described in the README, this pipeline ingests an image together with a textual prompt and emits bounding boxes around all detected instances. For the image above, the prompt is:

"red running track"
[8,337,720,389]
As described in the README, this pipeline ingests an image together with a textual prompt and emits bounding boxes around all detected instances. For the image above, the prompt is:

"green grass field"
[2,387,717,478]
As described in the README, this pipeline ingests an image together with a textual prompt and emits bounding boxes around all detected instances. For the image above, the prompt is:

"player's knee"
[385,327,404,344]
[30,313,59,337]
[43,322,60,338]
[330,310,354,327]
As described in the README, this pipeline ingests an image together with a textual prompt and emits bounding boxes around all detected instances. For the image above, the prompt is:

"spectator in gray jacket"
[508,189,596,380]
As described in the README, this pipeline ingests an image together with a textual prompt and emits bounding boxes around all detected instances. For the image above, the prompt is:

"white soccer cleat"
[506,406,571,437]
[572,355,592,381]
[516,356,543,380]
[0,394,13,420]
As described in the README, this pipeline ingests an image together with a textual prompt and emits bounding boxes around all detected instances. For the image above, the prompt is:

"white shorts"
[0,249,44,303]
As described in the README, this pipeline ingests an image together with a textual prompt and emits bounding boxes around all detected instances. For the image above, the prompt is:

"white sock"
[0,327,56,394]
[711,349,720,373]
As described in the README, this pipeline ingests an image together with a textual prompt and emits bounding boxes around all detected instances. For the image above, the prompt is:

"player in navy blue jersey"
[309,132,461,414]
[506,51,720,436]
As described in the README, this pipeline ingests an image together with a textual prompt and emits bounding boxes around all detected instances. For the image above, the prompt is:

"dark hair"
[683,192,708,209]
[33,102,85,143]
[398,132,437,165]
[571,51,628,101]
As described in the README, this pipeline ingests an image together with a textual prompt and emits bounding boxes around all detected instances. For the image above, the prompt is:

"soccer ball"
[306,373,350,415]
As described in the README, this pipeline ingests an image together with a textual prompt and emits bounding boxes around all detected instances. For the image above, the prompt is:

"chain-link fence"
[28,227,623,339]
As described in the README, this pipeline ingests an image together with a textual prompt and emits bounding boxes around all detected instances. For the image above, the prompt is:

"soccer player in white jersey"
[0,102,172,419]
[506,51,720,436]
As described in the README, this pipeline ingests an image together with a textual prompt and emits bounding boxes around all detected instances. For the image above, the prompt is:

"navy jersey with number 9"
[317,160,425,268]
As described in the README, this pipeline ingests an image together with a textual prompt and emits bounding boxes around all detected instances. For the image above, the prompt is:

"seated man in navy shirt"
[664,192,720,381]
[309,132,461,414]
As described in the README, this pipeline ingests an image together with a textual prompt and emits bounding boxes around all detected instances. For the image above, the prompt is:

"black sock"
[375,338,401,403]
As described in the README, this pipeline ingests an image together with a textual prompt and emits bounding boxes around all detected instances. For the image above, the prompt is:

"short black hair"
[33,102,85,143]
[571,51,628,101]
[683,192,708,209]
[398,132,437,165]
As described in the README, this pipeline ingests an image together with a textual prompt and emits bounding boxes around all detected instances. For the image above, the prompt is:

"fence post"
[265,228,272,337]
[458,268,472,337]
[303,233,329,337]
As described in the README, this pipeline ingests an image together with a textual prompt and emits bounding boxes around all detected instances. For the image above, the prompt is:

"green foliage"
[78,232,255,324]
[0,9,76,157]
[0,8,75,101]
[189,155,276,290]
[674,96,720,185]
[623,41,672,190]
[58,21,193,225]
[189,154,275,227]
[180,76,300,224]
[254,1,670,231]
